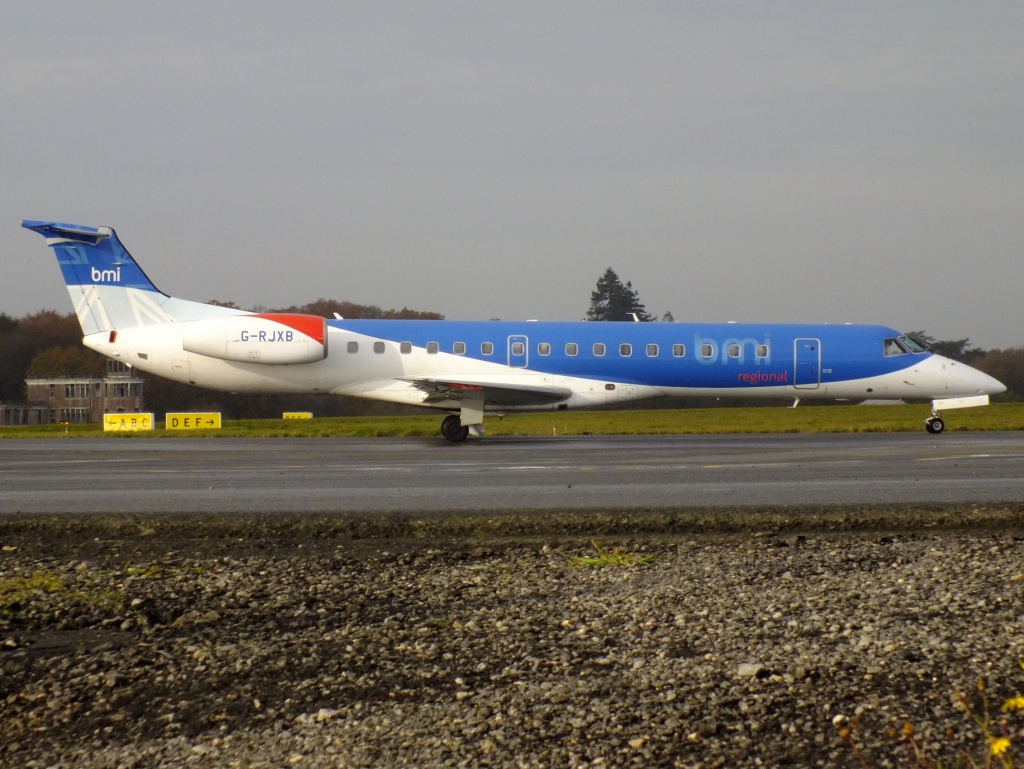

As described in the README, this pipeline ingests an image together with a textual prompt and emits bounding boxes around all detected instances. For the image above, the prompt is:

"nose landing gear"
[925,411,945,434]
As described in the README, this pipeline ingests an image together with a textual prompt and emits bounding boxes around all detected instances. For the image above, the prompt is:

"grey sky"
[3,3,1023,348]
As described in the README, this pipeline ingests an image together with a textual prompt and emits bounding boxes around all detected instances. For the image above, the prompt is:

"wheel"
[441,414,469,443]
[925,417,945,434]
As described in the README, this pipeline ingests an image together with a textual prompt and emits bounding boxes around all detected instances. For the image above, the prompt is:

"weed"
[569,541,657,568]
[0,571,65,603]
[0,569,122,617]
[838,665,1024,768]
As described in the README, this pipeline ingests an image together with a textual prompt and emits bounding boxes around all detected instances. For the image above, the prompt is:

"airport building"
[1,360,145,425]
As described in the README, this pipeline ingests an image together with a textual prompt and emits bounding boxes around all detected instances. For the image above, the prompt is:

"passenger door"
[794,338,821,389]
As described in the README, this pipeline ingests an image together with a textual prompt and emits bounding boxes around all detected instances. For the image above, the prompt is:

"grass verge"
[2,403,1023,439]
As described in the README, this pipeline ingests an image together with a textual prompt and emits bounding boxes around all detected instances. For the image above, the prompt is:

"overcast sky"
[3,3,1023,348]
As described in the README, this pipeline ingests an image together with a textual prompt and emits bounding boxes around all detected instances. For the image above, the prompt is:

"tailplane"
[22,220,240,334]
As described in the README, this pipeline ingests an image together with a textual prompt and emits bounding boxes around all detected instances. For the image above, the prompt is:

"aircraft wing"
[403,377,572,407]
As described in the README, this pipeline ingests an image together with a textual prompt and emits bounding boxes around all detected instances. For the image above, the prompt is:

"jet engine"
[182,313,327,364]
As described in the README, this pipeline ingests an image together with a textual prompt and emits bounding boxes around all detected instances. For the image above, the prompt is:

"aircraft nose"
[934,355,1006,396]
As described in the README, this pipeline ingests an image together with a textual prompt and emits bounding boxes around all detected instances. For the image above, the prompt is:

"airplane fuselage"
[92,317,992,411]
[24,220,1006,441]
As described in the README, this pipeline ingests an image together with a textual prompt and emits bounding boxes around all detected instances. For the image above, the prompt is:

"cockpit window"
[900,336,929,353]
[883,337,911,357]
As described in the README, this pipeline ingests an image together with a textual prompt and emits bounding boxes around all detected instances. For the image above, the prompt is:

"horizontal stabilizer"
[22,221,112,243]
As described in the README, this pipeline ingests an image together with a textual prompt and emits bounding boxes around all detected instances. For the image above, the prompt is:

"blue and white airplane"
[23,220,1005,441]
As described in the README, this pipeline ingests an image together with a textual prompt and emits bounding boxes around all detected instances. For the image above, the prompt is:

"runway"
[2,433,1023,515]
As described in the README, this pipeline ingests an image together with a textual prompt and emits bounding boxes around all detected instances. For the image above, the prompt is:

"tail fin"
[22,220,240,334]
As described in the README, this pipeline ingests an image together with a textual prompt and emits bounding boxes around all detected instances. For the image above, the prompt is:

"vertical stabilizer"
[22,220,242,334]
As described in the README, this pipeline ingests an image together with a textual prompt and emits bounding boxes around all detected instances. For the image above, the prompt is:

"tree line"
[2,271,1022,418]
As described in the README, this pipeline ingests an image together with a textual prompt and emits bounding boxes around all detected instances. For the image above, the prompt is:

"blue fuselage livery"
[22,220,1005,441]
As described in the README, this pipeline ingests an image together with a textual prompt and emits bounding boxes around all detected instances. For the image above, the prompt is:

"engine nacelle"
[182,313,327,365]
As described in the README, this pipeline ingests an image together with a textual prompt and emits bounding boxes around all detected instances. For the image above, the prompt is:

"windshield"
[883,337,910,357]
[900,336,930,353]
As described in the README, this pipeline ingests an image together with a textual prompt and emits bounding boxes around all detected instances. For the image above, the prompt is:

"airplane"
[22,220,1006,442]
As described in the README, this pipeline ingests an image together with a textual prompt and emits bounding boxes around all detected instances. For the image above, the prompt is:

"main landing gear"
[441,414,469,443]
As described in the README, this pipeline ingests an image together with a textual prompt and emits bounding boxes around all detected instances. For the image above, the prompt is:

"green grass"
[2,402,1023,439]
[570,541,658,568]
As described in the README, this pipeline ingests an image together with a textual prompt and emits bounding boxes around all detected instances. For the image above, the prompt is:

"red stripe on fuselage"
[254,314,325,345]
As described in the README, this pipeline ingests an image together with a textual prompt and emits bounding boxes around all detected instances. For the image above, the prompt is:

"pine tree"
[586,267,653,321]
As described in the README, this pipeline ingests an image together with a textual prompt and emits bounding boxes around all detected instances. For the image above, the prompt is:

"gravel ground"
[2,513,1024,768]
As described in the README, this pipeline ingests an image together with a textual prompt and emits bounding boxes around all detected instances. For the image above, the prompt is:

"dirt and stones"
[2,512,1024,767]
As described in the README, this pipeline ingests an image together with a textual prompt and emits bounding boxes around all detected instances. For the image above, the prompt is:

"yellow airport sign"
[283,411,313,419]
[166,412,222,430]
[103,413,155,432]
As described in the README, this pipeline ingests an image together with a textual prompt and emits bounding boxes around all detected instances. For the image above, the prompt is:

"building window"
[59,407,90,424]
[400,341,412,354]
[538,343,551,356]
[453,342,466,355]
[347,341,359,353]
[619,343,632,357]
[565,343,578,356]
[481,342,493,355]
[646,344,658,357]
[673,344,685,357]
[426,342,439,354]
[593,343,606,357]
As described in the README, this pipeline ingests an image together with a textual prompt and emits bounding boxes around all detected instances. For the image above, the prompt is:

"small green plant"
[569,541,657,568]
[838,665,1024,768]
[0,571,65,603]
[0,569,123,617]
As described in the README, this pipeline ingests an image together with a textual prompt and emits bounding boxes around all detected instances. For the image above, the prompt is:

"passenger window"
[453,342,466,355]
[400,341,412,354]
[538,342,551,356]
[481,342,493,355]
[646,344,658,357]
[701,344,714,358]
[374,341,385,354]
[565,343,578,357]
[619,343,632,357]
[728,344,740,358]
[593,343,606,357]
[511,342,525,356]
[427,342,439,354]
[347,341,359,353]
[756,344,768,358]
[672,344,685,357]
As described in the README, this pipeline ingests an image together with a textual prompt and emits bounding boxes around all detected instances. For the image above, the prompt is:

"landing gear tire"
[925,417,945,434]
[441,414,469,443]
